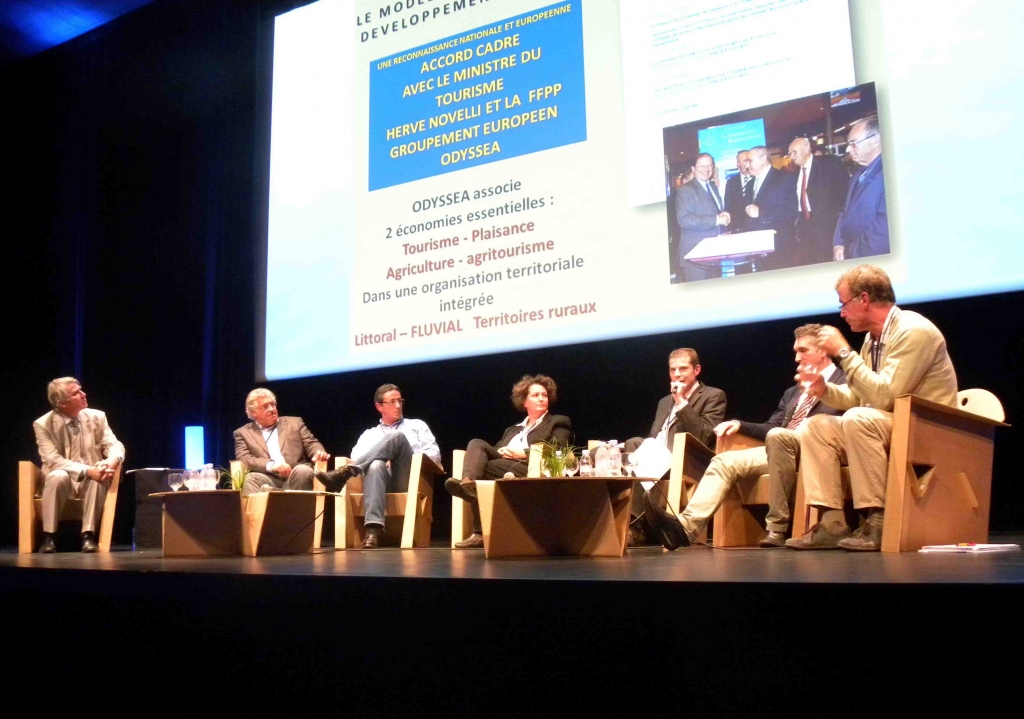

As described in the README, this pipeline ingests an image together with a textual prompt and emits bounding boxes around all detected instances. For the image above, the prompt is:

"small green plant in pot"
[539,441,581,478]
[219,464,249,491]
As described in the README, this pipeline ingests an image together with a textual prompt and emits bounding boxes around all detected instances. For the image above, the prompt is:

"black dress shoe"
[759,531,787,548]
[81,531,99,553]
[361,525,381,549]
[40,533,57,554]
[314,464,361,493]
[454,532,484,549]
[642,493,690,551]
[444,478,477,501]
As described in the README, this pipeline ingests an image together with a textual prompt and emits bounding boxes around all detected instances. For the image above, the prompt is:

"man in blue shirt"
[317,384,441,548]
[833,115,889,260]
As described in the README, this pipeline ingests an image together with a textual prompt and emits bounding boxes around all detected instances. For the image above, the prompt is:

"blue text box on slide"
[368,2,586,191]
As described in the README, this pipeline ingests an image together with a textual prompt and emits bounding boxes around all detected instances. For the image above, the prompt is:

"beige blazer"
[823,307,958,412]
[233,416,325,473]
[33,408,125,480]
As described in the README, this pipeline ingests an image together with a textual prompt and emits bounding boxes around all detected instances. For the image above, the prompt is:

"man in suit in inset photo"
[233,388,330,496]
[833,115,889,261]
[723,148,752,231]
[744,145,798,270]
[674,153,731,282]
[788,137,849,266]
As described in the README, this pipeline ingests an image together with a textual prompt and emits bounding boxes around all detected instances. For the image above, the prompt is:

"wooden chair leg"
[312,459,326,549]
[97,464,122,552]
[19,462,40,554]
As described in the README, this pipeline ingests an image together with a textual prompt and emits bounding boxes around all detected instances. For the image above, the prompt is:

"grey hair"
[245,388,277,419]
[47,377,80,410]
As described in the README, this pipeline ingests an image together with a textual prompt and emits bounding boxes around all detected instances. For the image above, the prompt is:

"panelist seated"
[445,374,573,549]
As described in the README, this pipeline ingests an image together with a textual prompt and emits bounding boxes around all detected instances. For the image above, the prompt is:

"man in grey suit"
[675,153,731,282]
[33,377,125,553]
[233,388,330,496]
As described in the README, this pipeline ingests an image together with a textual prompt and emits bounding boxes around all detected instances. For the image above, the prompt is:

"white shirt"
[259,423,286,472]
[351,417,442,465]
[698,179,722,210]
[795,155,813,212]
[506,412,548,452]
[656,383,699,447]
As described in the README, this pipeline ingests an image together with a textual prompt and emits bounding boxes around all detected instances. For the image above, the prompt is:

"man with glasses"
[786,265,957,551]
[234,388,329,496]
[316,384,441,548]
[833,115,889,260]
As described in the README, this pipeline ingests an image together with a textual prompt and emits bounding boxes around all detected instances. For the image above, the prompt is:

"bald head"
[788,137,812,168]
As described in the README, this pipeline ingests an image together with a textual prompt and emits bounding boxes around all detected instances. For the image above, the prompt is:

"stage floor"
[3,533,1023,585]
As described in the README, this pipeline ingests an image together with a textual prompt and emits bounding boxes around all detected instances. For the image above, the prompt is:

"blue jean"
[352,432,413,527]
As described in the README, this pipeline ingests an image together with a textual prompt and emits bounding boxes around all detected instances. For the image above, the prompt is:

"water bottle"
[608,441,623,476]
[579,451,594,477]
[203,463,218,491]
[594,442,610,476]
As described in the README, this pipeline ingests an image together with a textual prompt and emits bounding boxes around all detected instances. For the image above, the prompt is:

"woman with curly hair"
[445,374,573,548]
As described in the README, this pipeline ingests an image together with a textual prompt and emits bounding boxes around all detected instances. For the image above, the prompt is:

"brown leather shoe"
[759,531,787,548]
[315,460,362,493]
[785,522,850,550]
[361,525,381,549]
[838,521,883,551]
[444,478,477,501]
[454,532,484,549]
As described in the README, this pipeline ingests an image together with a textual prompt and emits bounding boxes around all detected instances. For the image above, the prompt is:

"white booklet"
[629,438,673,490]
[918,543,1020,553]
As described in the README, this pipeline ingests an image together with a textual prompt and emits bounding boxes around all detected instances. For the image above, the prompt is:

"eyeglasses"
[381,399,405,407]
[847,133,877,149]
[838,294,862,312]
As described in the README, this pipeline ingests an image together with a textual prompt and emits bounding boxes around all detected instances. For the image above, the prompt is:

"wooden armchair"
[230,459,330,550]
[334,453,443,549]
[710,389,1006,551]
[661,433,715,543]
[450,443,542,547]
[18,460,123,553]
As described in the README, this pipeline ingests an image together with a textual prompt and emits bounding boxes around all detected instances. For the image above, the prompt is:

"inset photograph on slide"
[663,82,888,284]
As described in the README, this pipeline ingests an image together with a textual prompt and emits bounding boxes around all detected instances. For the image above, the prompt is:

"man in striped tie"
[643,325,846,549]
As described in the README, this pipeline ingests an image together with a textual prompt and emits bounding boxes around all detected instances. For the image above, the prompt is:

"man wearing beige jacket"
[33,377,125,553]
[787,265,958,551]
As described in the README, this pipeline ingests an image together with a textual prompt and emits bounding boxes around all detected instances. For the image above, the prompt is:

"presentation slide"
[263,0,1024,381]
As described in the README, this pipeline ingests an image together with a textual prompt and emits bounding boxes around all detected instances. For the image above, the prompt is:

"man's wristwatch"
[836,347,853,361]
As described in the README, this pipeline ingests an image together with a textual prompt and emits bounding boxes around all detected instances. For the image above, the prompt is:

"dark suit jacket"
[675,179,723,265]
[233,416,325,473]
[833,155,889,258]
[794,154,849,262]
[648,383,727,450]
[495,414,573,449]
[737,367,848,440]
[723,173,751,231]
[746,167,799,240]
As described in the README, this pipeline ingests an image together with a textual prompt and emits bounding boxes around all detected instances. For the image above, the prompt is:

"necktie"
[753,175,763,199]
[786,394,814,430]
[67,419,83,463]
[800,167,810,219]
[742,177,753,203]
[706,182,723,211]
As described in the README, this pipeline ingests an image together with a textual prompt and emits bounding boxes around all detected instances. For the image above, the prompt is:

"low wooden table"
[150,490,331,557]
[475,476,638,558]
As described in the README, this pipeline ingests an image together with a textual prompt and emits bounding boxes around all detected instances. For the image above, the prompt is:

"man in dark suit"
[643,325,847,550]
[788,137,849,266]
[675,153,731,282]
[624,348,727,543]
[744,145,798,270]
[833,115,889,260]
[723,149,752,231]
[233,388,329,496]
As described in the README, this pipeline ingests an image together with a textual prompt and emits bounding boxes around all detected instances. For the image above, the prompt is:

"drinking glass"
[563,454,579,477]
[183,470,196,491]
[168,473,183,492]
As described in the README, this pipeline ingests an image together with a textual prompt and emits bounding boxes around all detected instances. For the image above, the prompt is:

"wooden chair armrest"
[667,433,714,514]
[526,443,543,477]
[452,450,466,480]
[902,394,1009,428]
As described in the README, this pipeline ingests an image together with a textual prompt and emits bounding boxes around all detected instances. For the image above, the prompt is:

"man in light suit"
[33,377,125,553]
[833,115,889,260]
[233,388,330,496]
[788,265,957,551]
[744,145,798,270]
[723,149,752,230]
[624,348,727,544]
[675,153,731,282]
[643,326,847,550]
[787,137,849,266]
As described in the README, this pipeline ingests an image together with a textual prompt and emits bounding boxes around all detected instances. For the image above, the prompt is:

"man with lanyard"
[786,265,957,551]
[642,325,847,550]
[317,384,441,549]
